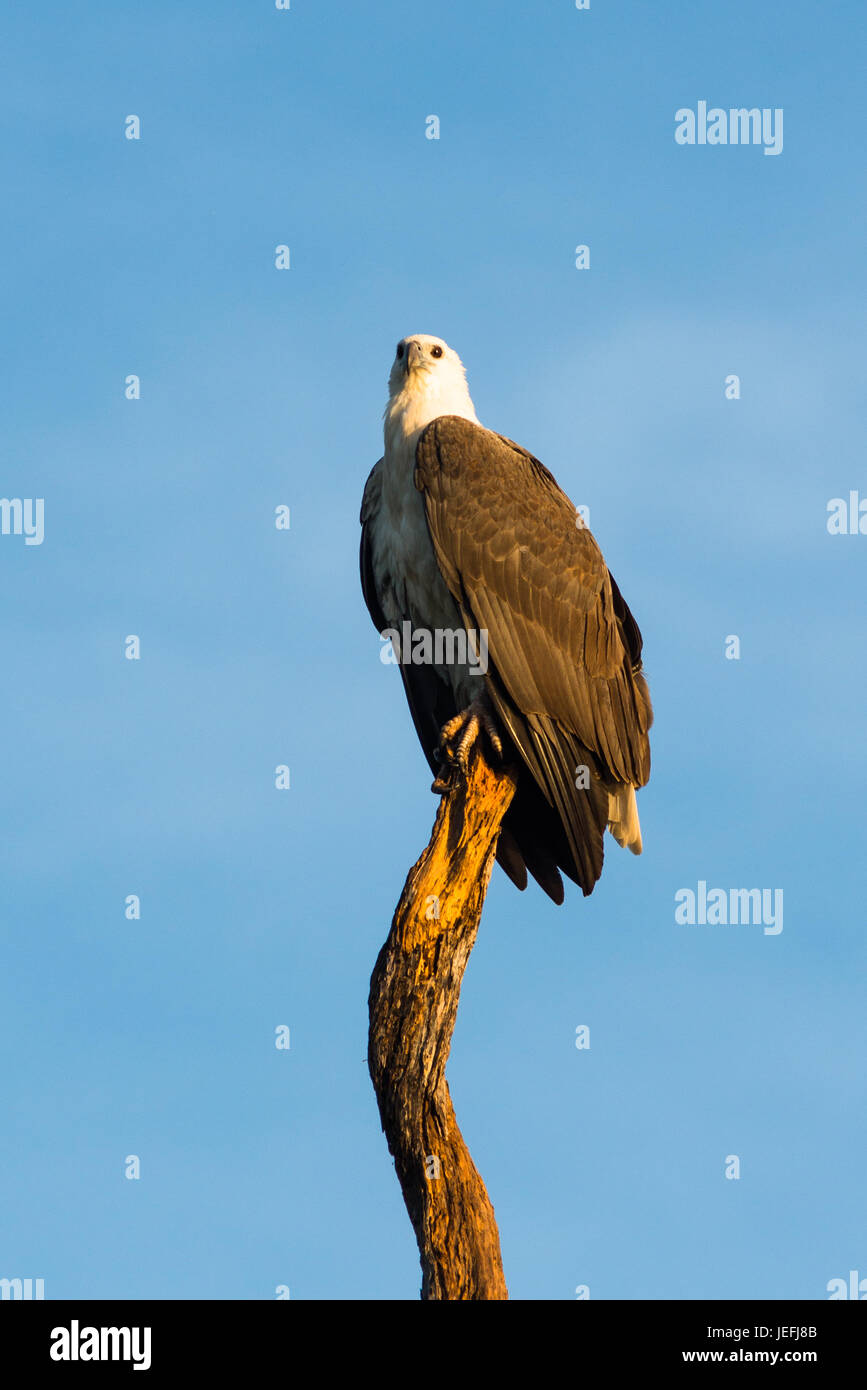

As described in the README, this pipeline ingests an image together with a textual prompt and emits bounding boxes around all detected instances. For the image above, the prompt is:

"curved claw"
[436,697,504,785]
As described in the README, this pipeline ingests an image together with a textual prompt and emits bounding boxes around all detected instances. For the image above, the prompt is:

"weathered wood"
[368,747,518,1300]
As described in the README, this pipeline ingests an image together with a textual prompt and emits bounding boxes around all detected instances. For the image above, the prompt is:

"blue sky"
[1,1,865,1299]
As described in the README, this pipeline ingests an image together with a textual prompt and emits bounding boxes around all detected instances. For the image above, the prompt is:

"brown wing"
[415,415,652,893]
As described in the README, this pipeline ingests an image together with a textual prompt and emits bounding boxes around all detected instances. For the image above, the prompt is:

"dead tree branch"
[368,747,518,1300]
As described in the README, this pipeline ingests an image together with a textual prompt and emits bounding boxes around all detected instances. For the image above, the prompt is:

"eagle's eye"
[396,342,404,359]
[431,345,443,359]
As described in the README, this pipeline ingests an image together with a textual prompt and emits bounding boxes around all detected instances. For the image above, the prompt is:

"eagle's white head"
[384,334,480,454]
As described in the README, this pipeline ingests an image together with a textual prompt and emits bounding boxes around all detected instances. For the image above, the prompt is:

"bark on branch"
[367,747,518,1300]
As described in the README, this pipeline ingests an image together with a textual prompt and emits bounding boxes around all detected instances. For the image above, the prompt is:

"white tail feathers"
[607,784,643,855]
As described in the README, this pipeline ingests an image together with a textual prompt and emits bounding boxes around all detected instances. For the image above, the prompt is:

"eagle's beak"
[406,341,425,373]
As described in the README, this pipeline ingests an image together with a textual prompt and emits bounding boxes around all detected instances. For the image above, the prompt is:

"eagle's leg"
[432,694,504,793]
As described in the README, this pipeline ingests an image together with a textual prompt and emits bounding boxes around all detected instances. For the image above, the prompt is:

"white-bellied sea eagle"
[360,334,652,904]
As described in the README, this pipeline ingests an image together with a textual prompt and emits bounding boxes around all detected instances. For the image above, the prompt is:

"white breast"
[373,428,478,708]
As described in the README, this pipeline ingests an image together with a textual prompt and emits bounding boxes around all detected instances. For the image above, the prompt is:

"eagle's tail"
[607,784,643,855]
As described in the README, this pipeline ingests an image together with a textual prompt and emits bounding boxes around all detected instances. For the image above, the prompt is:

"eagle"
[360,334,652,904]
